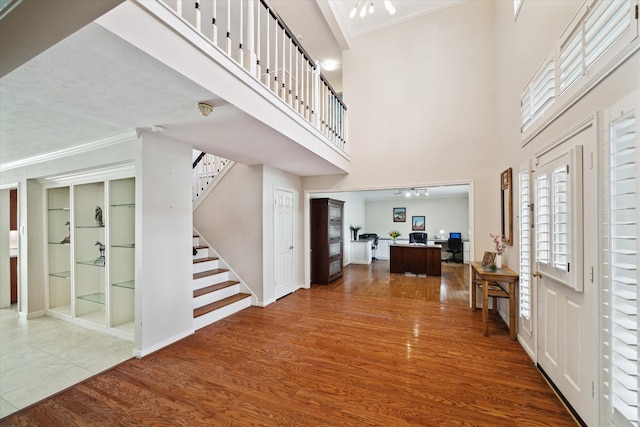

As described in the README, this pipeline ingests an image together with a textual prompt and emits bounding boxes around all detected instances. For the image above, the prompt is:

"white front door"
[533,125,597,425]
[274,189,294,300]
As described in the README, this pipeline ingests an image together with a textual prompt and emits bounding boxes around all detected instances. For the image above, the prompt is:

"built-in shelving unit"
[74,181,106,326]
[47,187,71,317]
[109,178,135,336]
[44,173,136,341]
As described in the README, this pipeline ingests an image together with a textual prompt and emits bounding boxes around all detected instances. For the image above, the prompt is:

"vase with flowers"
[389,230,401,244]
[490,233,506,268]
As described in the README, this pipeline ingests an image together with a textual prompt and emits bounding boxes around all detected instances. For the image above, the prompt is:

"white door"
[274,189,294,300]
[533,128,596,425]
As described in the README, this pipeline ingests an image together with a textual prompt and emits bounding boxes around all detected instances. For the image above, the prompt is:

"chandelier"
[349,0,396,19]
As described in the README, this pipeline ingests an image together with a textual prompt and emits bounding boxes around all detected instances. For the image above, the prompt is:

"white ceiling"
[0,0,463,173]
[327,0,465,39]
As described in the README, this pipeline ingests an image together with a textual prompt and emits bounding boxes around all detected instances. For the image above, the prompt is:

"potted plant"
[350,225,361,241]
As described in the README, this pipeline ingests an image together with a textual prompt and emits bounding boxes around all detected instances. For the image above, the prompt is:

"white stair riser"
[193,259,219,274]
[193,248,210,260]
[193,272,229,290]
[193,284,240,308]
[193,237,200,246]
[194,297,251,330]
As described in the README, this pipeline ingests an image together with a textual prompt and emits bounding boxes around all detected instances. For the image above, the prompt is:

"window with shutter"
[603,106,638,427]
[519,169,532,332]
[535,146,583,291]
[521,0,636,139]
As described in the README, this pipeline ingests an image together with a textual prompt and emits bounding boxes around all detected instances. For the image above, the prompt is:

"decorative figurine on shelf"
[95,206,104,227]
[60,221,71,244]
[94,241,105,266]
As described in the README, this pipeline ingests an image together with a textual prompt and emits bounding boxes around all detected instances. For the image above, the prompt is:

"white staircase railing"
[160,0,347,151]
[193,151,230,203]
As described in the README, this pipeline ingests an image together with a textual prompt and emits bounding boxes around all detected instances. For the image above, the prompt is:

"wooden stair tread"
[193,256,219,264]
[193,280,240,298]
[193,293,251,318]
[193,245,208,250]
[193,268,228,280]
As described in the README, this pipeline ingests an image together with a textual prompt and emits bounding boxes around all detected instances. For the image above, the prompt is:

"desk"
[470,261,519,340]
[390,244,442,275]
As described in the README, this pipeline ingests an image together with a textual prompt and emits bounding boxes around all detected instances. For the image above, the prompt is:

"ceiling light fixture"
[349,0,394,19]
[197,102,214,117]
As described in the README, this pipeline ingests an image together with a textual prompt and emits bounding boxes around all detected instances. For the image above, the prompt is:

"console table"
[389,244,442,276]
[470,261,519,340]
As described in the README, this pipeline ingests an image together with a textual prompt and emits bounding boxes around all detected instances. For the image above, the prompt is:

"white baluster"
[195,0,201,32]
[255,2,261,78]
[312,60,319,127]
[238,0,244,66]
[212,0,218,46]
[265,15,270,87]
[295,47,299,113]
[288,39,293,106]
[177,0,183,17]
[273,16,278,93]
[281,27,286,100]
[226,0,232,55]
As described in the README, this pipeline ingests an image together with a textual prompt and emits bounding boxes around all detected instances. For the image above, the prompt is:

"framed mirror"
[500,168,513,246]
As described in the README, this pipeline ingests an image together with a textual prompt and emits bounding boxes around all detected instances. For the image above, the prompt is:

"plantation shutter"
[585,0,632,68]
[519,168,532,333]
[536,174,551,264]
[607,107,638,427]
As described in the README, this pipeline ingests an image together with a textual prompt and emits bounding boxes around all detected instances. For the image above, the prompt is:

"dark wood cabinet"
[310,198,344,285]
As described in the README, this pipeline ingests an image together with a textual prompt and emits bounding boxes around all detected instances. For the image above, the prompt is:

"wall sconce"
[198,102,214,117]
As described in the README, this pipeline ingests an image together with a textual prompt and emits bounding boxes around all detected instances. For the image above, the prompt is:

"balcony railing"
[160,0,347,150]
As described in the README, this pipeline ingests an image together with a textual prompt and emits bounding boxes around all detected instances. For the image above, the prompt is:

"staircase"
[192,233,252,330]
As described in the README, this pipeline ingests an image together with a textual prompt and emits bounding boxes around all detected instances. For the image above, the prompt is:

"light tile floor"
[0,306,134,419]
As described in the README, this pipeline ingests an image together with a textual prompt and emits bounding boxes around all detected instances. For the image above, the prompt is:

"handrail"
[192,151,206,169]
[160,0,348,149]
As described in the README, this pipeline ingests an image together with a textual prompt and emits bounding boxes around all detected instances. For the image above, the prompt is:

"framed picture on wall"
[393,207,406,222]
[412,216,425,231]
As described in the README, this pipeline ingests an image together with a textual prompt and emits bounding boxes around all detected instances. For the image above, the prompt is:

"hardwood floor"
[1,262,576,426]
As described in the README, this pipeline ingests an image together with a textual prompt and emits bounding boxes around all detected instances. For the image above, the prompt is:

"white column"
[242,0,257,76]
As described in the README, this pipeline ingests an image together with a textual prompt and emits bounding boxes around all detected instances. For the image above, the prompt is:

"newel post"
[312,60,320,128]
[243,0,257,77]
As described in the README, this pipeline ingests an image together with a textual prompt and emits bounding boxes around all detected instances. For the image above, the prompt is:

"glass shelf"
[76,225,105,229]
[112,280,135,289]
[112,243,135,248]
[77,292,105,305]
[50,271,71,279]
[77,260,106,267]
[48,241,71,245]
[48,207,70,212]
[111,203,135,208]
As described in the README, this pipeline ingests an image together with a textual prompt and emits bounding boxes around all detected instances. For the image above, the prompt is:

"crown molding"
[0,129,140,172]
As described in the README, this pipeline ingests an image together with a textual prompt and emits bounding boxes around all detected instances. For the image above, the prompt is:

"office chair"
[359,233,379,260]
[409,232,428,244]
[446,237,463,263]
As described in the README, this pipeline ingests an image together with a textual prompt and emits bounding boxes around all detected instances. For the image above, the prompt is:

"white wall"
[137,133,193,356]
[194,163,264,301]
[365,197,469,242]
[303,1,496,262]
